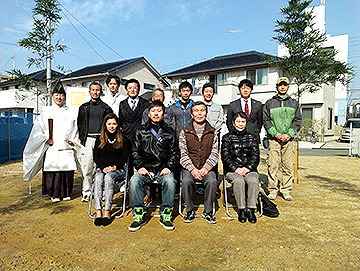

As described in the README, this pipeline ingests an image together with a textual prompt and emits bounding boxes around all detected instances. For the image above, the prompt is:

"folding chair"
[88,160,130,219]
[143,180,162,217]
[223,175,263,218]
[178,171,216,218]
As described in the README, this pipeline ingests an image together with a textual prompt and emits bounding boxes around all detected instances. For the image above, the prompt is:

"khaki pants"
[80,137,96,196]
[266,139,294,197]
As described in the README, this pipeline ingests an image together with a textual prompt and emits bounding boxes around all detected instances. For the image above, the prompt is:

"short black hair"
[179,81,193,92]
[238,79,253,91]
[232,111,248,123]
[89,81,103,94]
[191,101,207,114]
[149,99,165,112]
[106,74,121,86]
[125,78,140,90]
[153,88,164,97]
[202,82,215,94]
[52,81,66,97]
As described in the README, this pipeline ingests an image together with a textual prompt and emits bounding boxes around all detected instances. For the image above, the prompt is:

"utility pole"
[12,53,16,71]
[227,29,243,54]
[46,16,52,105]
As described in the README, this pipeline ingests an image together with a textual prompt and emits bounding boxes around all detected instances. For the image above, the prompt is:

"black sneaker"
[159,207,174,230]
[202,212,216,224]
[183,210,195,223]
[129,207,146,231]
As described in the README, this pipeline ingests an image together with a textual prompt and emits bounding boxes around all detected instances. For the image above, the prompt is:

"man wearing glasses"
[119,79,149,173]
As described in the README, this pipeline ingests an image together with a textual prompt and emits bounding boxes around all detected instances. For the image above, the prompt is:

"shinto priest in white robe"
[23,104,83,181]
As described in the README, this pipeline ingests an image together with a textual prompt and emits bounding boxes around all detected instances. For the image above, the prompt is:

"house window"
[256,68,268,85]
[246,68,268,85]
[144,83,155,90]
[328,108,333,130]
[302,108,313,121]
[246,70,256,84]
[217,73,227,85]
[66,83,76,87]
[81,81,91,88]
[190,77,202,95]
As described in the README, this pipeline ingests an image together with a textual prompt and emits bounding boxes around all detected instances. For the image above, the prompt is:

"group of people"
[23,74,301,231]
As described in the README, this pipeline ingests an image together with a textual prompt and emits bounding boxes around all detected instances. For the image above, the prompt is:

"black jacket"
[119,97,149,143]
[226,98,263,143]
[93,136,131,171]
[221,128,259,174]
[132,120,179,174]
[77,100,113,146]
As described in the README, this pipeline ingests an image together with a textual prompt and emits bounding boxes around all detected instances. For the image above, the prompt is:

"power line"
[58,1,126,61]
[59,7,107,63]
[1,56,13,71]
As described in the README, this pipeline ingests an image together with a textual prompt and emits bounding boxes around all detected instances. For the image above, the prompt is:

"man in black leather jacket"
[128,100,179,232]
[77,82,113,202]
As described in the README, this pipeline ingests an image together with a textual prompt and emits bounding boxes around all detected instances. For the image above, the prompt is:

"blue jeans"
[129,172,176,213]
[93,169,125,211]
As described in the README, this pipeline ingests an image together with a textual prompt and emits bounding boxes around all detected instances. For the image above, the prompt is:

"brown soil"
[0,156,359,271]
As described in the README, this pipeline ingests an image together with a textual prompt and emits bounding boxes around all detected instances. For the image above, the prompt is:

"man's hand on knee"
[191,169,203,180]
[138,167,149,175]
[160,168,171,175]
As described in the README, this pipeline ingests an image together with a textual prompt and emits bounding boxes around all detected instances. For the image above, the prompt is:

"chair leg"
[88,182,96,219]
[223,177,238,218]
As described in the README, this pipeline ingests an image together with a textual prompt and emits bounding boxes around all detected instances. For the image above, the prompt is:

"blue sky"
[0,0,359,88]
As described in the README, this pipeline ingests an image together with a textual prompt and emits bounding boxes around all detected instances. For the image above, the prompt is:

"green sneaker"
[129,207,146,232]
[159,207,174,230]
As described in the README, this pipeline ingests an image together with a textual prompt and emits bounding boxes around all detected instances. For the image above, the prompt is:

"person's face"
[108,78,119,95]
[239,84,252,99]
[148,106,164,123]
[276,82,289,96]
[152,90,164,102]
[126,82,139,99]
[89,84,101,101]
[52,93,65,107]
[203,87,214,103]
[179,87,191,102]
[106,118,118,134]
[191,104,207,124]
[233,116,247,131]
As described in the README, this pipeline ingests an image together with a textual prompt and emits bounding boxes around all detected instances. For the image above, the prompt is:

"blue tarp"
[0,110,36,163]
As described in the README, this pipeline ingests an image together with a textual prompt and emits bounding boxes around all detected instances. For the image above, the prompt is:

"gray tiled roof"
[0,69,64,86]
[165,51,273,77]
[61,57,143,79]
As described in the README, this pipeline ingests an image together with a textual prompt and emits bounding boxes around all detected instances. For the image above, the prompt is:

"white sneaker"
[81,195,90,202]
[120,184,126,193]
[268,194,276,200]
[63,197,71,201]
[51,198,61,202]
[284,195,293,201]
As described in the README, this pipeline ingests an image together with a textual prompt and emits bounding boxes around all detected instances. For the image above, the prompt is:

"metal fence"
[0,110,37,163]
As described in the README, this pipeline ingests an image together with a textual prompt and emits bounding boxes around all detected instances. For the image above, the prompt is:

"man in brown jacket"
[179,101,219,224]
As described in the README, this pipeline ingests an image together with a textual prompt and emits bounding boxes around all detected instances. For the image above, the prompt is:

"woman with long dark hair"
[221,112,260,223]
[93,113,130,226]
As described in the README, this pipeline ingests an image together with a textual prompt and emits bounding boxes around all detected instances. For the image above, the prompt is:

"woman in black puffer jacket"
[221,112,260,223]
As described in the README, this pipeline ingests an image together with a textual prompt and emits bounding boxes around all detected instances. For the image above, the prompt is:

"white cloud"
[59,0,146,26]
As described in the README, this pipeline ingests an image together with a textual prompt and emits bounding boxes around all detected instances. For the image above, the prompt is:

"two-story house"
[165,50,336,137]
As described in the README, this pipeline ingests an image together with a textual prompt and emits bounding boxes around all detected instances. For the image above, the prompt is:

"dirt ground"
[0,155,359,271]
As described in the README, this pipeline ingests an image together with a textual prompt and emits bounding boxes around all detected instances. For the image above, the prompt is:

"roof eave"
[61,72,109,81]
[166,61,270,78]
